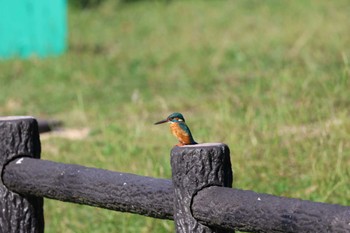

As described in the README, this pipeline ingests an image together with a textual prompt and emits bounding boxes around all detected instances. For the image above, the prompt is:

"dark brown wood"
[192,186,350,233]
[2,116,350,233]
[3,153,350,233]
[0,116,44,233]
[170,143,233,233]
[3,157,174,220]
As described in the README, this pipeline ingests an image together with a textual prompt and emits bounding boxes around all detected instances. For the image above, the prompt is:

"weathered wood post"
[0,116,44,233]
[171,143,233,233]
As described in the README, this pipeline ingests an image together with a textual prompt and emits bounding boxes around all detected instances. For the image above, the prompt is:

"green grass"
[1,0,350,232]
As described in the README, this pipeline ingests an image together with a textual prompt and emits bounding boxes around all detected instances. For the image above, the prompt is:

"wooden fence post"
[0,116,44,233]
[171,143,233,233]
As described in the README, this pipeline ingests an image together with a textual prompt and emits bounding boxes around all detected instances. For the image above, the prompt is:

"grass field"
[1,0,350,232]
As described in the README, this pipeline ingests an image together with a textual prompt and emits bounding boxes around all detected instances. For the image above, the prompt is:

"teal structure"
[0,0,67,58]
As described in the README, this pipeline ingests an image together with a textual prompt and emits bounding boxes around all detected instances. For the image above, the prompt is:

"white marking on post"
[16,158,24,164]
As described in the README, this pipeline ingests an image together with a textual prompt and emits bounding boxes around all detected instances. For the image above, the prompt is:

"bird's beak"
[154,118,168,125]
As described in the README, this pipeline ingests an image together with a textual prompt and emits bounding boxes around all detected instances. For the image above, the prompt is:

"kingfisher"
[154,112,197,146]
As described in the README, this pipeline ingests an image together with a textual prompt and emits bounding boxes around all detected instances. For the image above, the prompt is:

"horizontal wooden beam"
[192,186,350,233]
[3,157,350,232]
[3,157,174,220]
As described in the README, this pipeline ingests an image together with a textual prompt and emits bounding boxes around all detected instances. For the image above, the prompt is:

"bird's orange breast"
[170,123,192,145]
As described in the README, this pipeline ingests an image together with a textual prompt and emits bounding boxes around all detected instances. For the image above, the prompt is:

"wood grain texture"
[171,143,233,233]
[192,187,350,233]
[0,117,44,233]
[3,157,174,220]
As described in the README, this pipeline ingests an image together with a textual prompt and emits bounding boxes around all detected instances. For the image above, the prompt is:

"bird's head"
[154,112,186,125]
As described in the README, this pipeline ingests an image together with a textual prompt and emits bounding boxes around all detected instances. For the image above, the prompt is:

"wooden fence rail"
[3,157,174,220]
[1,116,350,233]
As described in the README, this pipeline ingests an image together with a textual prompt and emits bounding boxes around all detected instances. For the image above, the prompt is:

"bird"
[154,112,197,146]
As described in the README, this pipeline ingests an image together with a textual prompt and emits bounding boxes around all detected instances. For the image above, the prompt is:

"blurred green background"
[1,0,350,232]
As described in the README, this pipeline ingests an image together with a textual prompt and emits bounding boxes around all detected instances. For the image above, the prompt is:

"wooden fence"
[0,116,349,233]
